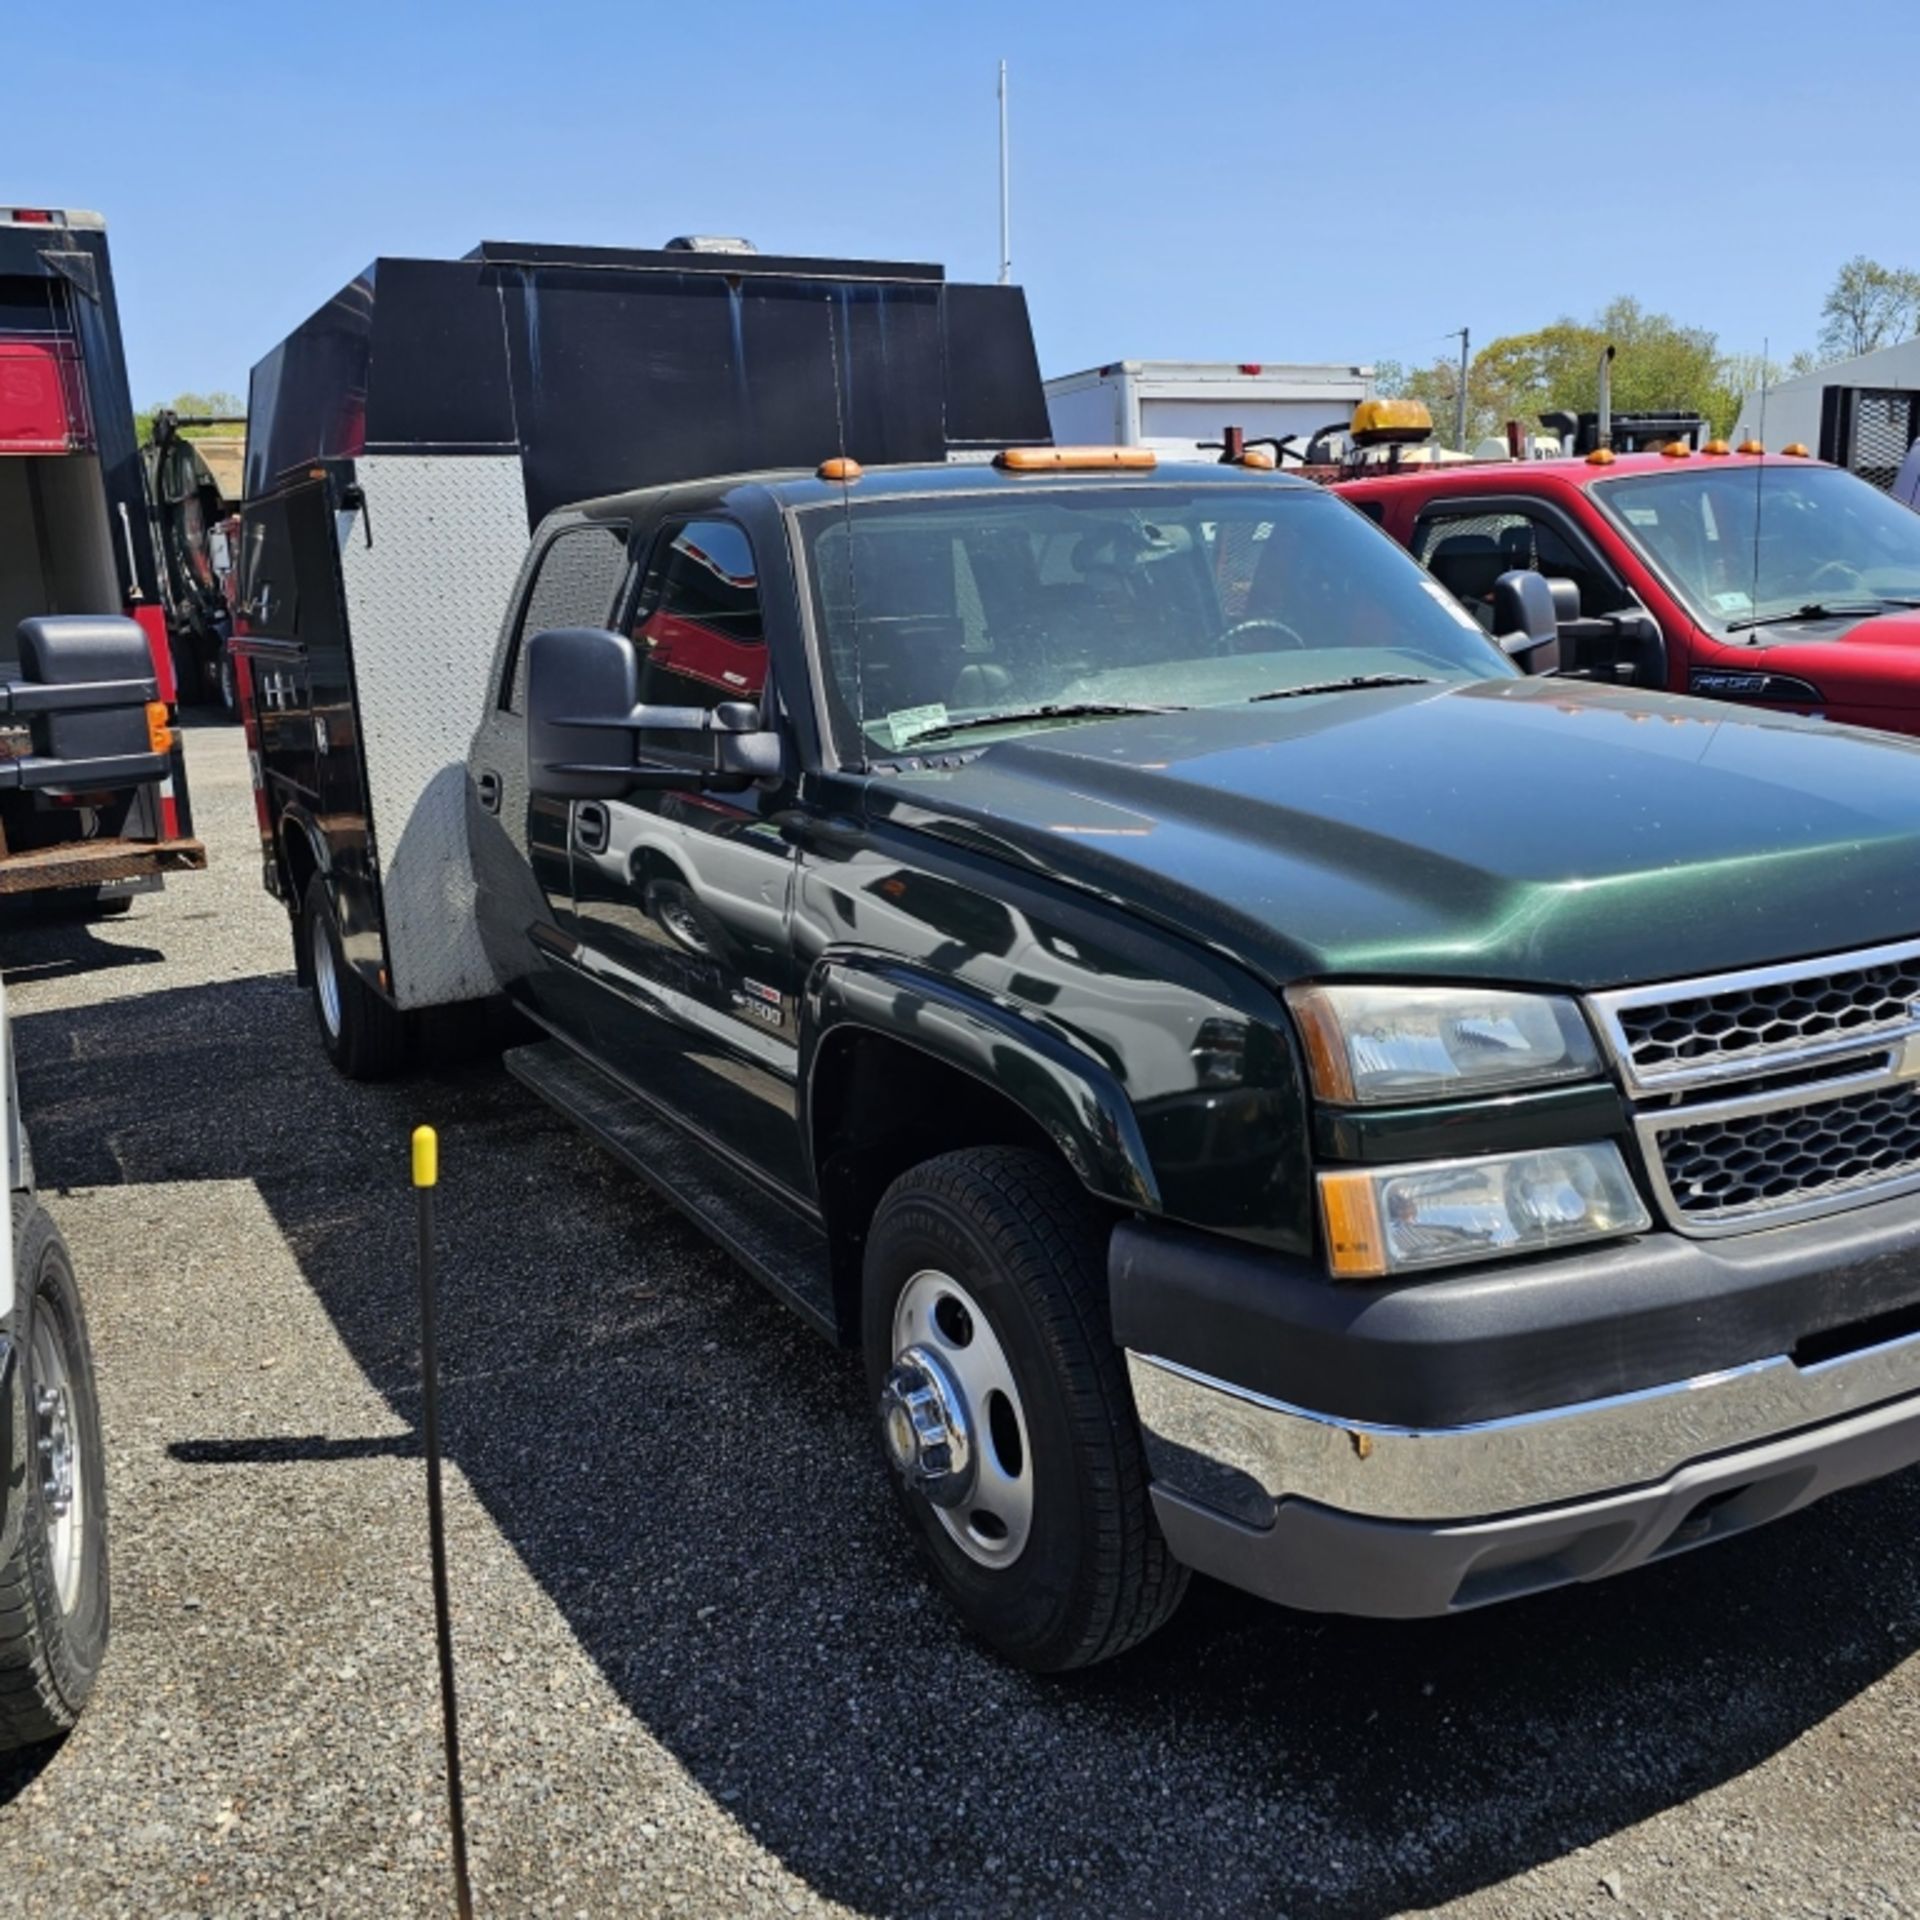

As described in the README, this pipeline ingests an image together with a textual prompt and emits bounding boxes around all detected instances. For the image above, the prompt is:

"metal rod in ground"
[415,1125,475,1920]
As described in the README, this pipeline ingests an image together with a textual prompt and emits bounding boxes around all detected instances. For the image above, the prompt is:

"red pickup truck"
[1334,446,1920,731]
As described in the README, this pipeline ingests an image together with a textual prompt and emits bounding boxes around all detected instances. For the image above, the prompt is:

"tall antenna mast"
[1750,337,1770,629]
[998,60,1012,285]
[1449,327,1470,449]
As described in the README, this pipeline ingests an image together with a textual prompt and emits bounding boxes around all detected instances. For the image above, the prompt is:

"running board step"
[503,1040,841,1341]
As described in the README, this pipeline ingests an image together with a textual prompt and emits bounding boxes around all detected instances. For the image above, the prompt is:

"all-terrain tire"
[862,1147,1187,1671]
[302,875,410,1080]
[0,1199,110,1749]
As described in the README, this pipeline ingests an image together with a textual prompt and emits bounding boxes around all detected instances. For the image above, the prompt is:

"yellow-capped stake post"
[412,1126,474,1920]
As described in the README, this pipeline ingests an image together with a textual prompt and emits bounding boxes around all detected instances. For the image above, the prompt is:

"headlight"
[1319,1142,1649,1278]
[1287,983,1602,1105]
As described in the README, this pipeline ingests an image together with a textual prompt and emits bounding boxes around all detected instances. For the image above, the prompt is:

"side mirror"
[1545,577,1582,626]
[1611,608,1668,688]
[526,626,785,798]
[1492,570,1561,674]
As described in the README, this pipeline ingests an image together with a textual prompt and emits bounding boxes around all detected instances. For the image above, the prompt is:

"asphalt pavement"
[0,720,1916,1919]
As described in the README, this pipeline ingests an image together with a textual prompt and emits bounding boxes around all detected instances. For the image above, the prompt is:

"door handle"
[575,801,610,855]
[476,769,501,814]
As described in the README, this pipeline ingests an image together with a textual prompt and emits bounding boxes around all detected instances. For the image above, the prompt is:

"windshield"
[1596,464,1920,632]
[799,484,1513,760]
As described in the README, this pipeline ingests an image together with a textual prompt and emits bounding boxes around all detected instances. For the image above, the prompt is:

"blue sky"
[11,0,1919,406]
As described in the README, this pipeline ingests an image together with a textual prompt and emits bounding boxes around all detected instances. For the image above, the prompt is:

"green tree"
[1816,256,1920,362]
[1385,299,1762,445]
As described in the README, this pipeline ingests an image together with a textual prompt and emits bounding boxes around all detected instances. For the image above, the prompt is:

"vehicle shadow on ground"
[0,916,163,985]
[15,960,1920,1918]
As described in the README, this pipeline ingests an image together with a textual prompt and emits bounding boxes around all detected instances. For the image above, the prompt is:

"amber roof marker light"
[995,446,1158,471]
[1702,438,1732,456]
[817,457,863,482]
[1738,437,1766,454]
[1782,442,1811,457]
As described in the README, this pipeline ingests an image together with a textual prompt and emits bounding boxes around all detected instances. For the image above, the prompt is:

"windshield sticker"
[1622,507,1660,526]
[1420,577,1485,631]
[1712,590,1754,613]
[885,703,949,748]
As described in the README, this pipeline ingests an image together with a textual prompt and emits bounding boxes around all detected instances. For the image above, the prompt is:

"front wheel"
[0,1200,110,1749]
[302,876,410,1080]
[863,1148,1187,1670]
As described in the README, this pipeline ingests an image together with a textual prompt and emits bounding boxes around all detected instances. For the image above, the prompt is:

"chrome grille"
[1655,1080,1920,1224]
[1598,941,1920,1092]
[1590,939,1920,1236]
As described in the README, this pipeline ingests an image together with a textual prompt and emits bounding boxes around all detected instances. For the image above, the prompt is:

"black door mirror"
[1492,570,1561,674]
[525,626,785,798]
[1606,609,1666,687]
[1544,577,1582,626]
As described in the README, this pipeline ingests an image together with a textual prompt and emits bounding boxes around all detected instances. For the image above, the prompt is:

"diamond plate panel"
[339,454,528,1009]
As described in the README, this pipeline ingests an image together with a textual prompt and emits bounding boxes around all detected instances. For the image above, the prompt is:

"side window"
[499,522,630,713]
[1414,507,1630,628]
[631,519,767,713]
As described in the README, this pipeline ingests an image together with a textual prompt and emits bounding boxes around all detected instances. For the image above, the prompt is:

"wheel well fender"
[802,955,1159,1333]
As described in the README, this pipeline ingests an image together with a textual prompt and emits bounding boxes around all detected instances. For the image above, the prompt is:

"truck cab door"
[469,518,634,1039]
[566,517,808,1197]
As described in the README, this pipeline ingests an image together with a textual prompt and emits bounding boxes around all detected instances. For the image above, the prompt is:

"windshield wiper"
[1246,673,1437,702]
[1726,603,1886,632]
[901,701,1189,746]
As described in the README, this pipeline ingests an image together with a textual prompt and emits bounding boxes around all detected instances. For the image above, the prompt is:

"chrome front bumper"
[1127,1325,1920,1616]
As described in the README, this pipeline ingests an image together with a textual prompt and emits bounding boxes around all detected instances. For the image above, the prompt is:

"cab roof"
[569,457,1323,524]
[1335,450,1830,498]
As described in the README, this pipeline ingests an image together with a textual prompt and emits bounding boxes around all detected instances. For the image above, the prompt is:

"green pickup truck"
[238,264,1920,1663]
[440,456,1920,1667]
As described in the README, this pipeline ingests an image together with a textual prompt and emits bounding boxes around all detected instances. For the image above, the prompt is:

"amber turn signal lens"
[1318,1172,1388,1280]
[145,701,173,755]
[995,445,1158,471]
[1287,986,1356,1104]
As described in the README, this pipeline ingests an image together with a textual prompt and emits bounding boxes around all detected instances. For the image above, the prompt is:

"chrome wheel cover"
[889,1269,1033,1568]
[311,908,343,1039]
[30,1309,85,1614]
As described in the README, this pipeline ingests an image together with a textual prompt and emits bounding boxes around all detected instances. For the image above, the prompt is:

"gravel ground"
[0,720,1916,1918]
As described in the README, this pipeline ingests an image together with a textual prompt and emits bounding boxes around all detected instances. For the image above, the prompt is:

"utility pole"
[1451,327,1470,449]
[998,60,1011,286]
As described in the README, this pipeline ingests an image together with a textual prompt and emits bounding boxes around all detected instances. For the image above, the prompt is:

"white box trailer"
[1044,359,1375,464]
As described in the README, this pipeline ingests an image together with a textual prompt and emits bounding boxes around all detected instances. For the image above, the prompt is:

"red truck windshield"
[1595,464,1920,633]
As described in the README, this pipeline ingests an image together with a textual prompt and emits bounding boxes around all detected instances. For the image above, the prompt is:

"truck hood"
[866,677,1920,991]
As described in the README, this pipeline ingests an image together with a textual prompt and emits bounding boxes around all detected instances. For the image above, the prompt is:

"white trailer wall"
[1044,361,1374,464]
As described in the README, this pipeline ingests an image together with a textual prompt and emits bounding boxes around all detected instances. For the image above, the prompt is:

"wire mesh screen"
[1846,389,1920,492]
